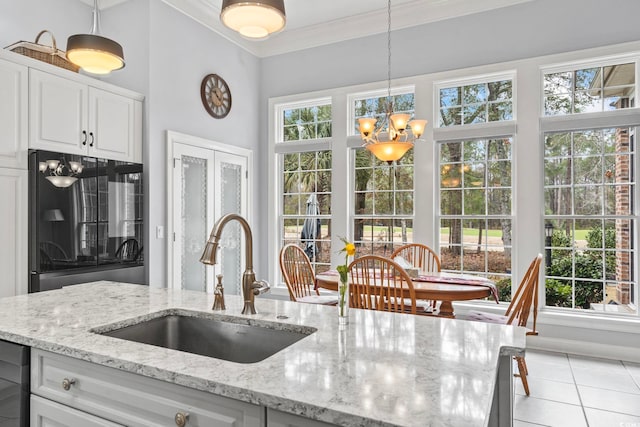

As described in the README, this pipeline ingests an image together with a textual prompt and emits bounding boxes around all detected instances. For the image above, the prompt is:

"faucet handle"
[252,280,270,296]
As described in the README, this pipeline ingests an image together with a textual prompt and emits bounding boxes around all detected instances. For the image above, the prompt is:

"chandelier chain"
[387,0,392,110]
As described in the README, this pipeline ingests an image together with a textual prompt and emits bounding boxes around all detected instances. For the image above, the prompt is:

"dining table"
[315,270,498,318]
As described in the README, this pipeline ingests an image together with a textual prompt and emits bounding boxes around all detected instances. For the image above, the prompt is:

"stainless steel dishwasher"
[0,340,29,427]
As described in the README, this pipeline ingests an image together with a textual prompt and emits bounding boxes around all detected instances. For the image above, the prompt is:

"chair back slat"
[348,255,417,314]
[505,254,542,333]
[279,244,318,302]
[391,243,441,272]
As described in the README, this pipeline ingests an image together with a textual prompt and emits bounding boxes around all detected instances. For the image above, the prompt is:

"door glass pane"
[219,162,243,295]
[181,155,207,291]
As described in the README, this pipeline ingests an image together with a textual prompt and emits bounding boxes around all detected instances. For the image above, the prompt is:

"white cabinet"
[31,349,265,427]
[29,69,142,162]
[0,168,27,297]
[31,395,124,427]
[0,59,28,169]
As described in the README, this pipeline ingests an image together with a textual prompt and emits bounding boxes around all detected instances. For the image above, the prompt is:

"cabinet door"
[88,87,136,161]
[0,59,28,169]
[29,69,87,155]
[0,168,27,297]
[31,395,124,427]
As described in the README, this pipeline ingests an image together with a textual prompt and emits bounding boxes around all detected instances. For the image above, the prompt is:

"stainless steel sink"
[97,312,315,363]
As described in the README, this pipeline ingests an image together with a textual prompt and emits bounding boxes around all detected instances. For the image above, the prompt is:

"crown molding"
[163,0,535,58]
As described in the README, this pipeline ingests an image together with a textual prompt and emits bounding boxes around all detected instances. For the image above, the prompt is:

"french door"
[167,132,249,294]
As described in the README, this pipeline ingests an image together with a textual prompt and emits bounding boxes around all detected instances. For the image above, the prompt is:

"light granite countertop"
[0,282,526,427]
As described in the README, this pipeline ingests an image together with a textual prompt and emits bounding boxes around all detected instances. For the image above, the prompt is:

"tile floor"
[514,349,640,427]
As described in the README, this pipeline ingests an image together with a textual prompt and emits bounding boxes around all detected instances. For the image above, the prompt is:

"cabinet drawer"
[31,395,124,427]
[32,349,264,427]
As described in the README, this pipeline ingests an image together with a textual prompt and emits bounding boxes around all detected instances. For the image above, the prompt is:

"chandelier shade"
[66,0,125,75]
[365,141,414,163]
[220,0,286,39]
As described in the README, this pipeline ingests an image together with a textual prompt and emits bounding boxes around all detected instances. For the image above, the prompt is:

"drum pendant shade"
[66,34,124,75]
[220,0,286,39]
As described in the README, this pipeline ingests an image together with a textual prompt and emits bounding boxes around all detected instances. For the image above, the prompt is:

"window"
[542,58,638,315]
[438,79,513,127]
[544,127,637,313]
[436,75,515,301]
[276,99,333,275]
[350,89,415,257]
[544,62,635,115]
[439,138,513,300]
[282,103,331,142]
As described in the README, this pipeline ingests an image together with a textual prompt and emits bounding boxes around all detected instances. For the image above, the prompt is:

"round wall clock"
[200,73,232,119]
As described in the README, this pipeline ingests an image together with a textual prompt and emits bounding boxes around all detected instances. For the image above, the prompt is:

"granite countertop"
[0,282,526,427]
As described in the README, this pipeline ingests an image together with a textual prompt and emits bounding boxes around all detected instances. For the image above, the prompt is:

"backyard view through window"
[278,102,332,275]
[544,128,637,313]
[543,61,637,314]
[439,138,513,301]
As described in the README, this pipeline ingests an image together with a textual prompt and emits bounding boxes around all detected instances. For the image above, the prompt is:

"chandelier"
[358,0,427,163]
[39,158,84,188]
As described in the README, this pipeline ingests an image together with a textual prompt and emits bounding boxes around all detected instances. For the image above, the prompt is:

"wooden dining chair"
[279,244,338,305]
[465,253,543,396]
[391,243,441,312]
[348,255,417,314]
[391,243,441,273]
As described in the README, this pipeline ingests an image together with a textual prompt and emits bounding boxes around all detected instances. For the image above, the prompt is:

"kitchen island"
[0,282,525,426]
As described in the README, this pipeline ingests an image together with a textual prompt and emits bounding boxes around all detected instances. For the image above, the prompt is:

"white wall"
[145,1,261,287]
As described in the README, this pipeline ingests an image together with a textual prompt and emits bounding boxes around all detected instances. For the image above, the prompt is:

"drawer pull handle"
[174,411,189,427]
[62,378,76,391]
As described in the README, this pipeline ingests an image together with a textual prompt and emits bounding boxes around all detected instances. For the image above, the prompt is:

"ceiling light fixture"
[39,158,84,188]
[66,0,125,75]
[220,0,286,39]
[358,0,427,163]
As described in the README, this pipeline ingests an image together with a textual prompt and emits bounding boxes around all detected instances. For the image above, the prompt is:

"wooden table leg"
[437,301,455,318]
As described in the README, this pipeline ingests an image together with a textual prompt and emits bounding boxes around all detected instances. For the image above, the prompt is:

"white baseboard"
[527,334,640,363]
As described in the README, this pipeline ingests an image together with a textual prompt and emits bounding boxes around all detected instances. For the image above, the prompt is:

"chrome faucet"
[200,214,270,314]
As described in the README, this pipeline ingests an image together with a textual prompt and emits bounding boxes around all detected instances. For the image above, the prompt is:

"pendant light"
[220,0,286,39]
[358,0,427,163]
[66,0,125,75]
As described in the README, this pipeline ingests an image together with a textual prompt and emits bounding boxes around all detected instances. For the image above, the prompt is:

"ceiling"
[86,0,534,57]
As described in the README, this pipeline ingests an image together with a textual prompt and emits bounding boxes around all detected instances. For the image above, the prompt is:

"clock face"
[200,74,232,119]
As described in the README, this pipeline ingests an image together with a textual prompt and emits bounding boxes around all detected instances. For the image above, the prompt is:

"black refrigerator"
[29,150,146,292]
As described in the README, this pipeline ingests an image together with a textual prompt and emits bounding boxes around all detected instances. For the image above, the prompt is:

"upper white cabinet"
[29,69,142,162]
[0,58,28,169]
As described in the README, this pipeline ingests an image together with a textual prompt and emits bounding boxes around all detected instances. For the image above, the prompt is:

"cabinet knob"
[82,130,87,146]
[89,132,94,147]
[174,411,189,427]
[62,377,76,391]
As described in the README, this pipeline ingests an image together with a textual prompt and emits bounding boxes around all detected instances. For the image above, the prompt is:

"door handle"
[89,132,94,147]
[82,130,87,146]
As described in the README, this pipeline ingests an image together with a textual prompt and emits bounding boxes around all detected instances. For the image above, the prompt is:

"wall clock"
[200,73,232,119]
